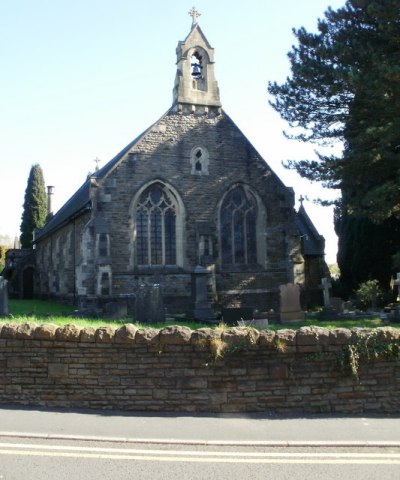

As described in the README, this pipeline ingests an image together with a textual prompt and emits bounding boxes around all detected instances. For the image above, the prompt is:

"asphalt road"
[0,438,400,480]
[0,406,400,479]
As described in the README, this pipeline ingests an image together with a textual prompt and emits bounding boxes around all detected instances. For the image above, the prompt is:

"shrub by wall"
[0,323,399,414]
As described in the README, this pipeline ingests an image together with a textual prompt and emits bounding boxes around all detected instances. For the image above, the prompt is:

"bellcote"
[172,11,221,114]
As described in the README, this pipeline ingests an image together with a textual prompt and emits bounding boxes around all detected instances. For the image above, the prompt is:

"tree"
[268,0,400,292]
[20,164,47,248]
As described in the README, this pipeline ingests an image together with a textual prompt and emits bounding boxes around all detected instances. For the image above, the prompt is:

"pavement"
[0,406,400,446]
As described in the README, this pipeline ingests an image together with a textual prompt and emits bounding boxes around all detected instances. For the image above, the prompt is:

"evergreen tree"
[268,0,400,292]
[20,164,47,248]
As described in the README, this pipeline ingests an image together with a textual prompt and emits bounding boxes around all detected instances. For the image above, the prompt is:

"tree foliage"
[268,0,400,221]
[20,164,47,249]
[268,0,400,293]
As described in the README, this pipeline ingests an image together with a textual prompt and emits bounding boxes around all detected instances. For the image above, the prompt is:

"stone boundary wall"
[0,323,399,414]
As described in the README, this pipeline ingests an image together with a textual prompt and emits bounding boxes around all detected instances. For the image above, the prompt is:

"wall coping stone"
[0,322,399,348]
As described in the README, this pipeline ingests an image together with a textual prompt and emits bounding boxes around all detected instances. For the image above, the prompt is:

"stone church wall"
[35,211,91,303]
[86,111,298,311]
[0,323,399,414]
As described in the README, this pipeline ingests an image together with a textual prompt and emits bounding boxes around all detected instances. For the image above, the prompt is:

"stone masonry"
[0,323,399,414]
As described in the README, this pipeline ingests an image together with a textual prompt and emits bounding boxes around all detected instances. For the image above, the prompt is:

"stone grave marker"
[279,283,305,323]
[0,277,9,316]
[135,284,165,324]
[330,297,344,314]
[189,265,215,322]
[320,277,338,319]
[320,277,332,307]
[104,300,128,320]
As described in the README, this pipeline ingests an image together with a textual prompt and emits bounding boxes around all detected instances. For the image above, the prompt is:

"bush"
[355,280,383,310]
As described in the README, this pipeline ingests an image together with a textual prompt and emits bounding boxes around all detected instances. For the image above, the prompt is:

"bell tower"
[173,8,222,114]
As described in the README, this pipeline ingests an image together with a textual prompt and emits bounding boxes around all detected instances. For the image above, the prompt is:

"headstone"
[104,300,128,320]
[134,284,165,324]
[279,283,305,323]
[189,265,215,322]
[330,297,344,314]
[222,307,254,326]
[320,277,332,307]
[0,277,9,316]
[319,276,338,319]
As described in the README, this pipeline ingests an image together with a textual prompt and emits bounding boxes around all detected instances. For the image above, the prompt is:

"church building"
[28,12,326,313]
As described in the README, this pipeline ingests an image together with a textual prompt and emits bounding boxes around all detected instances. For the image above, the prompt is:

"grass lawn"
[2,299,399,331]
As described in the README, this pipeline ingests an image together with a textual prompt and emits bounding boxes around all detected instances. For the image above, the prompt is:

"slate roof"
[295,204,325,256]
[34,124,154,242]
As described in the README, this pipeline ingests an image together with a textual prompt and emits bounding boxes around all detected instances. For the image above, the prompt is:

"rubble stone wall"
[0,323,399,414]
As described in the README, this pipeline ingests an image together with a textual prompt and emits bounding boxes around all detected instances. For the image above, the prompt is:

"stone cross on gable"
[188,6,201,25]
[320,277,332,307]
[94,157,101,172]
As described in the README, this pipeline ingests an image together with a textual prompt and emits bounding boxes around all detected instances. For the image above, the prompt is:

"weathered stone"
[257,330,276,347]
[48,363,69,377]
[80,327,96,343]
[191,328,219,344]
[159,326,192,345]
[296,326,330,346]
[221,327,259,347]
[374,327,400,342]
[115,324,137,343]
[95,326,115,343]
[135,328,160,344]
[270,364,288,379]
[329,328,352,344]
[1,324,18,339]
[275,329,296,345]
[34,324,58,340]
[7,356,31,368]
[56,324,81,341]
[16,323,36,339]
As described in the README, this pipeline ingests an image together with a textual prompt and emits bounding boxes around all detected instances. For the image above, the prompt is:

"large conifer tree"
[20,164,47,248]
[268,0,400,293]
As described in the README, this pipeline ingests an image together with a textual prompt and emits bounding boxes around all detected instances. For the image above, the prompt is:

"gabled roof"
[295,204,325,256]
[34,122,156,242]
[181,23,213,50]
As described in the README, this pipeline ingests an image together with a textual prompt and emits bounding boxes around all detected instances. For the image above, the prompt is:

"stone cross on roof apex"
[188,6,201,26]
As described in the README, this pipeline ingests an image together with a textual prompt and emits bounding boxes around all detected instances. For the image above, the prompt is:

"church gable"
[29,11,324,314]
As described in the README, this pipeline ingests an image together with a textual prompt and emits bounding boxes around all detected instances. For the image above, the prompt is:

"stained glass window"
[221,186,257,265]
[135,184,177,265]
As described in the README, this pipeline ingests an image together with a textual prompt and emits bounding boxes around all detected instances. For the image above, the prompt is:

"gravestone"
[320,277,332,308]
[320,277,338,319]
[279,283,305,323]
[189,265,215,321]
[0,277,9,316]
[135,284,165,324]
[104,300,128,320]
[330,297,344,314]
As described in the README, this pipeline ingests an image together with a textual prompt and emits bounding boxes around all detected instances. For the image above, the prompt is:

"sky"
[0,0,346,263]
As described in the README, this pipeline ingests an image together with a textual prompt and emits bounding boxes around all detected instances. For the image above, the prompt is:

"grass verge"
[1,299,399,330]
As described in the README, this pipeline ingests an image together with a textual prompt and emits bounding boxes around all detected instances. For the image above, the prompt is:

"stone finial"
[188,6,201,26]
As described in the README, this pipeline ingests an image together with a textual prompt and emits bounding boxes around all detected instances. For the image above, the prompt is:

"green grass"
[1,299,399,331]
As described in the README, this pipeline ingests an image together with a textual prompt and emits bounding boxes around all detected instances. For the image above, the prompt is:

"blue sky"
[0,0,346,262]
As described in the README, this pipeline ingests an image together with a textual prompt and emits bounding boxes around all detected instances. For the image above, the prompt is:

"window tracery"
[220,186,257,265]
[135,184,177,266]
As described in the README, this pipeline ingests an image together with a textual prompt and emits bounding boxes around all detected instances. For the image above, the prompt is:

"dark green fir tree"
[20,164,47,249]
[268,0,400,293]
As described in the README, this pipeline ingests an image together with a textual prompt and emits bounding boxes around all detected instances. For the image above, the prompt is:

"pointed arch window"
[135,183,177,266]
[190,146,209,175]
[220,186,257,265]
